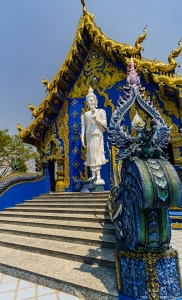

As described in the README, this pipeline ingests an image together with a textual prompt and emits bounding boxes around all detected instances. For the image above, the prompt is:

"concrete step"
[18,203,107,208]
[0,233,115,269]
[47,191,109,199]
[0,224,116,248]
[4,207,109,215]
[35,194,109,199]
[26,199,108,203]
[0,211,112,223]
[0,217,114,233]
[47,191,109,196]
[0,246,118,300]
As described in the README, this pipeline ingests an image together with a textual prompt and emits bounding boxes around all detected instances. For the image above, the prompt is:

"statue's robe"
[81,109,107,168]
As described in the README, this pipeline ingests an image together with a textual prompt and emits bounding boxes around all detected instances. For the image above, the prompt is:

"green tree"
[0,128,37,177]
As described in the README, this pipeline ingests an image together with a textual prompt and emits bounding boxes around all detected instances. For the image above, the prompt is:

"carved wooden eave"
[18,8,182,149]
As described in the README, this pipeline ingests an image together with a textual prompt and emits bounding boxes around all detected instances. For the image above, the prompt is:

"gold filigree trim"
[170,207,182,210]
[171,222,182,229]
[57,101,70,188]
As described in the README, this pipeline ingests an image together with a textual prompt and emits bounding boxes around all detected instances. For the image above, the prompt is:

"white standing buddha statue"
[81,86,108,184]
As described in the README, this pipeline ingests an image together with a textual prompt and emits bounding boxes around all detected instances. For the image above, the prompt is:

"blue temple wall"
[0,175,50,212]
[45,46,181,191]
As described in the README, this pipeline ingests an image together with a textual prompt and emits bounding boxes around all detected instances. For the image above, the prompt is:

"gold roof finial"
[28,103,38,118]
[134,25,147,53]
[17,122,25,138]
[81,0,87,15]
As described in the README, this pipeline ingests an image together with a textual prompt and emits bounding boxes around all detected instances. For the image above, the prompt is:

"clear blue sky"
[1,0,182,135]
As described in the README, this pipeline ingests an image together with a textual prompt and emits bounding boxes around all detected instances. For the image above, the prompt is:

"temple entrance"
[49,159,56,191]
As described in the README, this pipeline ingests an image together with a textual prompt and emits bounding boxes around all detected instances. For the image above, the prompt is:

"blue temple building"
[0,2,182,299]
[17,2,182,197]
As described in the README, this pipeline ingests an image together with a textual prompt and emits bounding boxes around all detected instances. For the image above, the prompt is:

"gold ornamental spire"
[80,0,87,15]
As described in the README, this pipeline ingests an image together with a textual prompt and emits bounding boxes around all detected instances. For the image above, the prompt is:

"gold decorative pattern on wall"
[96,87,115,113]
[57,101,70,188]
[152,93,181,164]
[79,147,88,180]
[152,94,179,134]
[43,122,63,160]
[155,90,179,119]
[172,148,182,165]
[81,100,88,116]
[170,133,182,148]
[68,46,126,100]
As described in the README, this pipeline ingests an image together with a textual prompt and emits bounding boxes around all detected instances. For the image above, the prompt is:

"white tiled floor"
[0,230,181,299]
[0,274,82,300]
[171,229,182,272]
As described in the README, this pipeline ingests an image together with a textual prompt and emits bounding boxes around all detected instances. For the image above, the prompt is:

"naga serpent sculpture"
[106,57,181,253]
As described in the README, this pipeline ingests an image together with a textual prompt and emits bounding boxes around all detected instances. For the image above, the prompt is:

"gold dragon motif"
[130,39,182,74]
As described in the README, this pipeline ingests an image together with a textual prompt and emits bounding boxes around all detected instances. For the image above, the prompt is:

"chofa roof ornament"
[80,0,87,15]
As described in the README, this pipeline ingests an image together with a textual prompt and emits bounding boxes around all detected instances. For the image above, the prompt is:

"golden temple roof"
[17,4,182,149]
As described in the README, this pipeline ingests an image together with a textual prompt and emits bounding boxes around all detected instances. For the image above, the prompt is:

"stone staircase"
[0,192,118,300]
